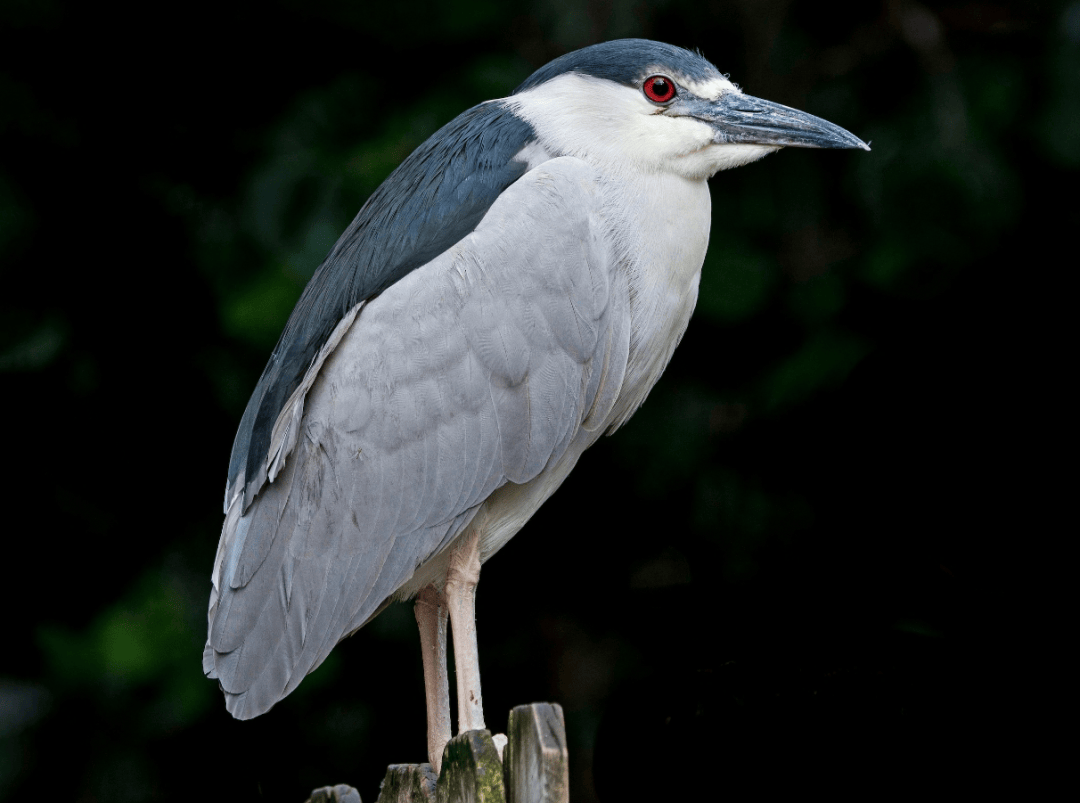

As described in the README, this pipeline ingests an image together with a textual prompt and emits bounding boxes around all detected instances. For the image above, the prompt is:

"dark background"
[1,0,1070,800]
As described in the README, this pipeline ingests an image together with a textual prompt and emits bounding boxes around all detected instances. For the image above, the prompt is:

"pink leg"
[445,530,486,734]
[415,584,452,772]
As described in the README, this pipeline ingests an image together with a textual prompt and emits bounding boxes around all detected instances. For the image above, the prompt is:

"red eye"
[643,75,676,103]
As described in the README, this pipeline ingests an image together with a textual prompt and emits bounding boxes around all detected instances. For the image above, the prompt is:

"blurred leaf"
[698,244,777,322]
[614,383,720,498]
[439,0,501,35]
[0,315,66,372]
[466,54,529,98]
[1037,6,1080,166]
[0,171,34,260]
[692,468,814,582]
[37,558,212,728]
[861,237,913,290]
[222,267,302,348]
[788,272,847,324]
[761,329,871,411]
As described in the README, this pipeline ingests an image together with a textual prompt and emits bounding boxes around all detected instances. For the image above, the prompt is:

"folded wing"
[204,158,632,718]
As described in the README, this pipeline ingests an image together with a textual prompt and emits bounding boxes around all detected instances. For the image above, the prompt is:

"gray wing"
[229,101,536,515]
[204,157,632,719]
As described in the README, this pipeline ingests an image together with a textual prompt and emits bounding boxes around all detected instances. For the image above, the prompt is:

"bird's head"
[509,39,869,180]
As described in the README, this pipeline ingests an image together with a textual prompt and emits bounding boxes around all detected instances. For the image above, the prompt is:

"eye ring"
[643,75,676,104]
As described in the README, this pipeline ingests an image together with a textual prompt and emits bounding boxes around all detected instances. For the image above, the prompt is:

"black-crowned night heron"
[204,38,868,770]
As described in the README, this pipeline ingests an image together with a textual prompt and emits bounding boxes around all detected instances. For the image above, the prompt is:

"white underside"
[396,164,712,598]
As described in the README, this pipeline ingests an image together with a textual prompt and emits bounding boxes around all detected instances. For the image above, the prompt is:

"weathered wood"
[306,783,362,803]
[375,763,438,803]
[306,703,570,803]
[435,729,506,803]
[503,703,569,803]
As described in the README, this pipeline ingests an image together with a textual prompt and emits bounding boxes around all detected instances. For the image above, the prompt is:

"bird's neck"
[604,169,711,429]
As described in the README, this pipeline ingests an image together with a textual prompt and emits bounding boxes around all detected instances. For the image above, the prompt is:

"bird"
[203,38,868,771]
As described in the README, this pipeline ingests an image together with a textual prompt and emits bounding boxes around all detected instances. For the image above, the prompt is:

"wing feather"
[206,158,632,718]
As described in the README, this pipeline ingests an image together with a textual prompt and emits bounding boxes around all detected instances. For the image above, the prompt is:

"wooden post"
[375,763,438,802]
[503,704,569,803]
[435,730,506,803]
[306,783,362,803]
[307,703,570,803]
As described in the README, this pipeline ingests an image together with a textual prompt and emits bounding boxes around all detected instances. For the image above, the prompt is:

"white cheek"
[702,143,780,174]
[623,115,715,169]
[508,74,779,179]
[509,74,702,173]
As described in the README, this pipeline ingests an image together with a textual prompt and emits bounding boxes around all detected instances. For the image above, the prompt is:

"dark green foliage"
[1,1,1067,800]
